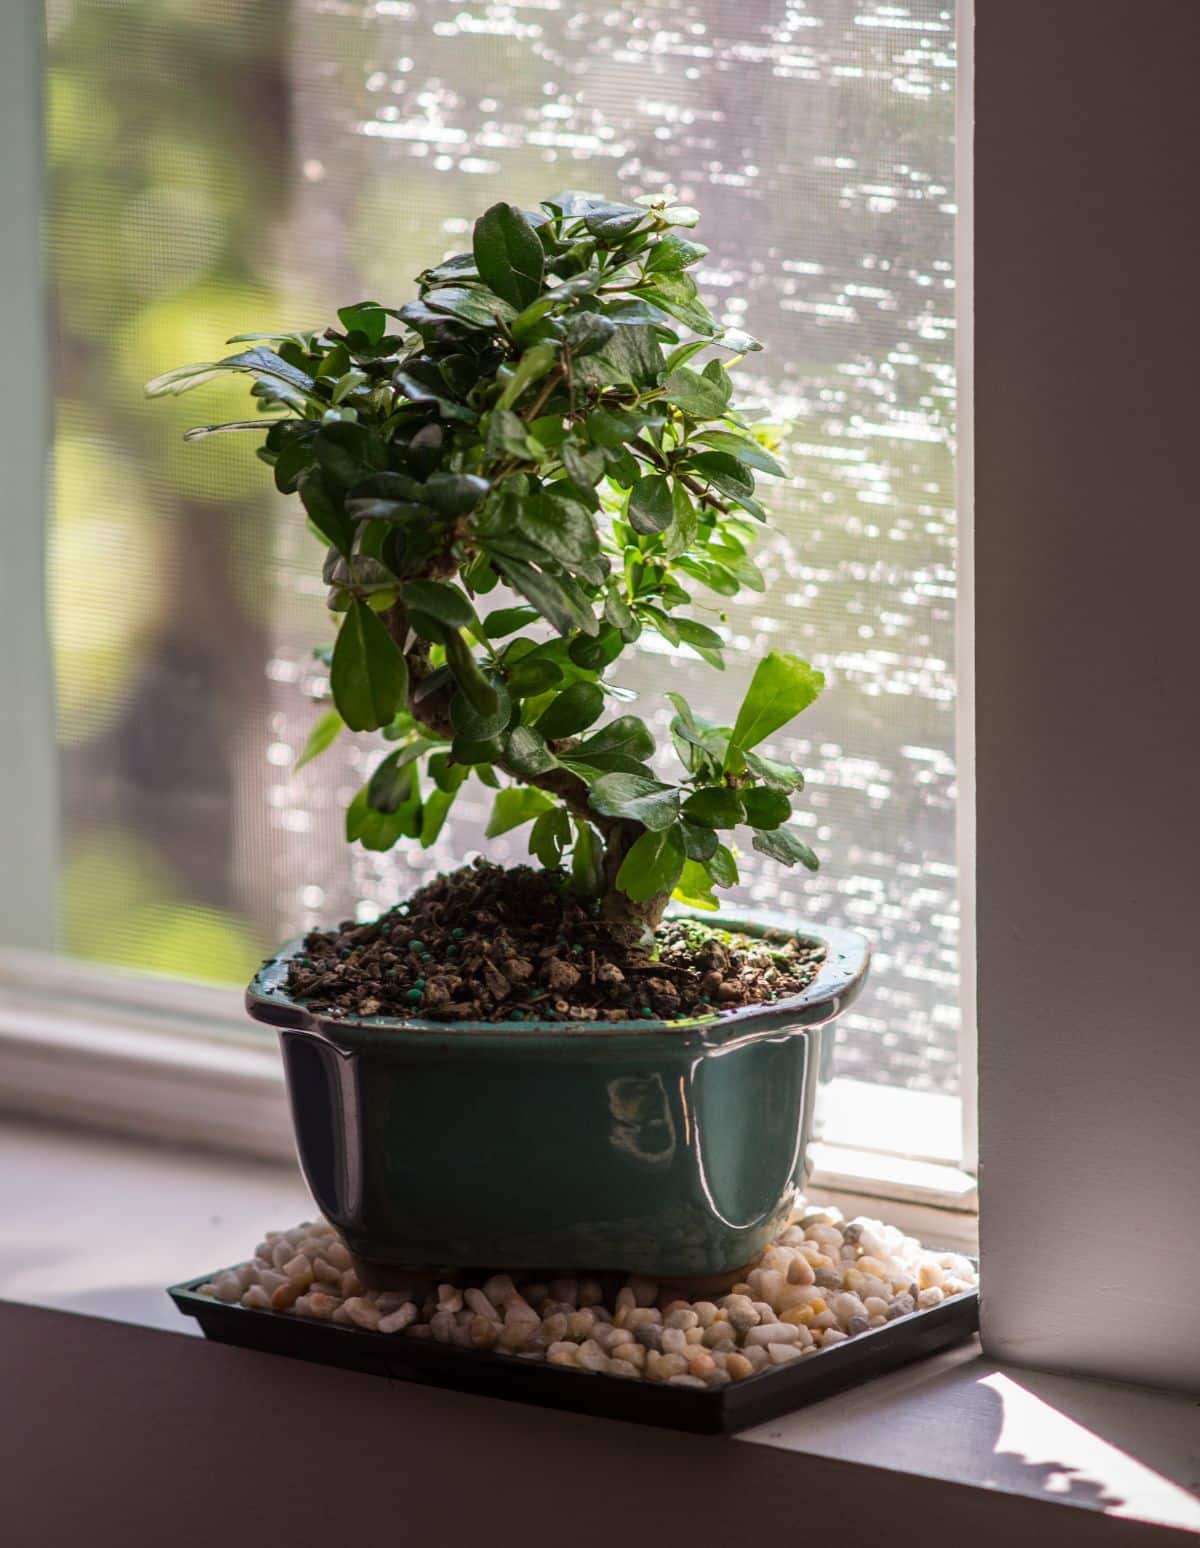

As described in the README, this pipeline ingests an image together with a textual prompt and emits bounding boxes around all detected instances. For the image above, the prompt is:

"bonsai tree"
[148,191,824,944]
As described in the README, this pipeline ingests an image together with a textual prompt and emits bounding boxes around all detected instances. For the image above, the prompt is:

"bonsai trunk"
[384,602,670,941]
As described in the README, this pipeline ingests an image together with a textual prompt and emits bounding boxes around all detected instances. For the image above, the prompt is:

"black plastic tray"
[169,1271,978,1435]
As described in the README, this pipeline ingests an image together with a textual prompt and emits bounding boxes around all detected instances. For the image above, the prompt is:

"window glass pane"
[46,0,958,1095]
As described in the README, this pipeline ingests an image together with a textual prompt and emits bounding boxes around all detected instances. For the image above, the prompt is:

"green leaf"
[514,489,600,572]
[674,617,725,656]
[315,421,387,488]
[419,785,457,847]
[663,483,698,560]
[752,826,819,871]
[560,439,607,489]
[681,787,743,828]
[686,451,755,502]
[708,843,739,887]
[483,605,540,638]
[486,785,557,838]
[400,580,475,629]
[529,807,572,869]
[727,652,825,762]
[662,367,728,419]
[367,748,419,813]
[569,819,604,896]
[615,825,686,902]
[533,681,605,739]
[570,715,655,766]
[298,472,354,557]
[485,408,534,458]
[646,233,709,273]
[672,858,719,911]
[294,708,343,772]
[694,430,786,477]
[743,748,805,791]
[145,346,317,402]
[589,774,680,831]
[330,600,408,732]
[444,632,500,717]
[493,557,597,638]
[627,475,675,535]
[337,301,388,344]
[506,657,564,698]
[497,341,559,410]
[562,312,616,357]
[680,820,718,862]
[473,202,546,309]
[422,473,490,517]
[423,285,516,328]
[741,786,792,829]
[504,725,560,777]
[345,784,421,851]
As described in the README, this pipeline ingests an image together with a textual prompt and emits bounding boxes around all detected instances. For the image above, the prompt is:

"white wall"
[974,0,1200,1392]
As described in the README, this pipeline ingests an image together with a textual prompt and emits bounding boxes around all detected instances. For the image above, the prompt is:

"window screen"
[46,0,959,1093]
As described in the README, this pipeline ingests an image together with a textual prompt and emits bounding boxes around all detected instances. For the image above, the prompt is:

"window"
[16,0,966,1180]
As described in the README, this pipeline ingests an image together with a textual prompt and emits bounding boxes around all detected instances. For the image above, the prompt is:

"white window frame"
[0,0,977,1237]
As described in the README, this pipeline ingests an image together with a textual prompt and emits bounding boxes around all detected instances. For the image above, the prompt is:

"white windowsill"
[0,1116,1193,1537]
[0,946,976,1244]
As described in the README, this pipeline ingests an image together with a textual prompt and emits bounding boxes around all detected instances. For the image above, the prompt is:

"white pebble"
[767,1343,804,1366]
[744,1322,801,1348]
[378,1303,418,1334]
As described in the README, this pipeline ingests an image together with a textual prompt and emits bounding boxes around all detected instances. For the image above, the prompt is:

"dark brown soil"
[285,860,824,1025]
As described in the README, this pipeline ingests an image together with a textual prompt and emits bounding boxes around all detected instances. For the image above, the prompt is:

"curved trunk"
[384,602,670,942]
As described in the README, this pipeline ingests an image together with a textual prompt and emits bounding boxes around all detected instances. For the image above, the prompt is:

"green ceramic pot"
[245,918,869,1282]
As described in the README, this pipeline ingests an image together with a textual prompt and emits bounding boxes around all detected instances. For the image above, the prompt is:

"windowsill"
[1,1117,1194,1537]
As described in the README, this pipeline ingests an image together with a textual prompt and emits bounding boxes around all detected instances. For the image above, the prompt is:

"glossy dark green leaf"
[615,824,686,902]
[337,301,388,345]
[533,682,605,739]
[708,843,739,888]
[473,203,546,310]
[646,233,709,273]
[742,748,805,791]
[681,786,743,828]
[662,367,728,419]
[367,748,419,813]
[424,285,516,328]
[298,471,354,556]
[444,632,500,718]
[627,475,674,535]
[562,312,616,357]
[589,773,680,831]
[504,725,560,778]
[483,605,540,638]
[680,820,718,862]
[560,439,607,489]
[752,826,819,871]
[740,785,792,829]
[494,556,598,638]
[422,472,490,517]
[506,656,564,698]
[694,429,786,477]
[330,599,408,732]
[400,580,475,629]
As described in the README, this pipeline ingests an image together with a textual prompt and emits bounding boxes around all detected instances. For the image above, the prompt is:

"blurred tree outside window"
[45,0,959,1096]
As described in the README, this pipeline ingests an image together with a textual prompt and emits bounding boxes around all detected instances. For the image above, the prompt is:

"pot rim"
[245,913,870,1049]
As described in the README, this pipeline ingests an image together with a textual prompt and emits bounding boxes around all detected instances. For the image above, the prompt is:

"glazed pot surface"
[246,917,869,1279]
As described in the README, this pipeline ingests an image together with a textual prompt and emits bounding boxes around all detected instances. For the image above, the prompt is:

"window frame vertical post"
[0,0,57,951]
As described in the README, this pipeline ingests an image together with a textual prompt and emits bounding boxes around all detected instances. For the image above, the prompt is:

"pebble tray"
[169,1266,978,1435]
